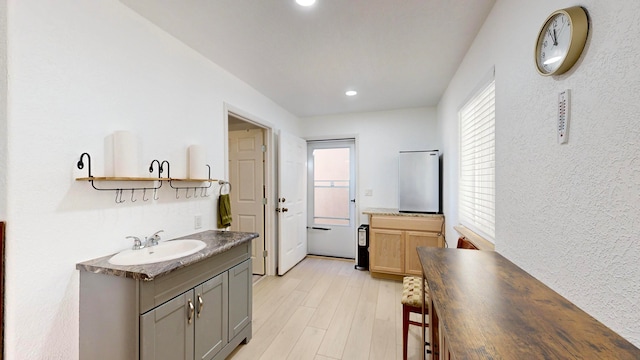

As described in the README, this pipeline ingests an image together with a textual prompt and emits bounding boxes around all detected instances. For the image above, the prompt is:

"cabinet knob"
[187,299,195,324]
[197,295,204,318]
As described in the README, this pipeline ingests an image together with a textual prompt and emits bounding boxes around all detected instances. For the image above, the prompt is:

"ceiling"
[120,0,495,118]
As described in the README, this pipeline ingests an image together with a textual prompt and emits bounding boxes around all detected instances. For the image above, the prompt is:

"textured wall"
[439,0,640,347]
[0,0,6,220]
[5,1,299,358]
[300,107,439,224]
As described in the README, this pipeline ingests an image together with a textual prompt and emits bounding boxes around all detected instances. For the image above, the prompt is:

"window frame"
[458,73,496,243]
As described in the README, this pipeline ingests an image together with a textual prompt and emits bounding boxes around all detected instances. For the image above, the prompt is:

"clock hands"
[547,29,558,47]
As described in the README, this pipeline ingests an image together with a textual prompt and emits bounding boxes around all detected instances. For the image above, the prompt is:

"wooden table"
[417,247,640,360]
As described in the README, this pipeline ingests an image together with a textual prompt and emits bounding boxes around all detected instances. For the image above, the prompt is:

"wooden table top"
[417,247,640,359]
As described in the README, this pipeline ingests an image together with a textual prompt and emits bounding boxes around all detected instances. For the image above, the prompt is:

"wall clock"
[535,6,589,76]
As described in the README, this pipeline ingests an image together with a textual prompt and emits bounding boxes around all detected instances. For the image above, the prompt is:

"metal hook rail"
[166,163,214,197]
[76,153,164,204]
[76,154,223,203]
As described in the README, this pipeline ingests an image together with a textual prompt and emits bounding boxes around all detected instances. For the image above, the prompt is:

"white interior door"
[277,131,307,275]
[229,129,265,275]
[307,139,356,258]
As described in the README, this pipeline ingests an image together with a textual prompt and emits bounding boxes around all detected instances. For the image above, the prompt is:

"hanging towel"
[218,194,232,228]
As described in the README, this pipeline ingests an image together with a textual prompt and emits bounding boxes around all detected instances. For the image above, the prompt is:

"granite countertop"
[362,207,444,218]
[76,230,258,281]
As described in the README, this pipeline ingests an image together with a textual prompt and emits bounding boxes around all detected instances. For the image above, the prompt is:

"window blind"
[459,79,495,242]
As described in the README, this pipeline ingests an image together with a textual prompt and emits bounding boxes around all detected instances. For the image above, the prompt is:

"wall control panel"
[558,89,570,144]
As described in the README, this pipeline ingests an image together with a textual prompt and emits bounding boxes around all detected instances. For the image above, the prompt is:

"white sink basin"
[108,239,206,266]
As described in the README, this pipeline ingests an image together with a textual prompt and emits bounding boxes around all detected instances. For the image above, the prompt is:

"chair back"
[456,237,479,250]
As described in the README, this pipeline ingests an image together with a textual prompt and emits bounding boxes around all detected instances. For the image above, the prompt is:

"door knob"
[282,208,289,212]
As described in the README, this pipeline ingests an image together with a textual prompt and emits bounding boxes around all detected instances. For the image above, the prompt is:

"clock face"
[536,12,572,74]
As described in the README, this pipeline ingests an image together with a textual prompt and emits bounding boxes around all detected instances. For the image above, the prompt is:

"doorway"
[227,113,267,275]
[306,139,356,259]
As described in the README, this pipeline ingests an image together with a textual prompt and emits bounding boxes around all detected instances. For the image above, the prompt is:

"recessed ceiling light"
[345,90,358,96]
[296,0,316,6]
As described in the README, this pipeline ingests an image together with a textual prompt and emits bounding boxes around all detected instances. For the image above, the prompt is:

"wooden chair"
[401,276,428,360]
[402,237,479,359]
[457,236,479,250]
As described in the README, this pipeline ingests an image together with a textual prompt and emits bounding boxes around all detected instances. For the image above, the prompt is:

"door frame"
[223,103,276,276]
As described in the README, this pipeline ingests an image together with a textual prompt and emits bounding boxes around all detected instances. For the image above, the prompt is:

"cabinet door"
[195,272,228,360]
[228,259,252,341]
[405,231,443,276]
[141,290,195,360]
[369,229,404,274]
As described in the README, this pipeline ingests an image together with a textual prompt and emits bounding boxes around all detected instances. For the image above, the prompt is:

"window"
[311,147,351,226]
[459,78,495,242]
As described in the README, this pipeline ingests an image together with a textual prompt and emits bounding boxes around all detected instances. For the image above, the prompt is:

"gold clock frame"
[535,6,589,76]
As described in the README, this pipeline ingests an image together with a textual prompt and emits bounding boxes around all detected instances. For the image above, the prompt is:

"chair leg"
[403,304,409,360]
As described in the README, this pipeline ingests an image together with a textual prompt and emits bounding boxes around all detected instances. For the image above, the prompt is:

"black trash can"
[355,224,369,270]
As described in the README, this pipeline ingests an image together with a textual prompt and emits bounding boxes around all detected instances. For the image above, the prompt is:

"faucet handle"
[126,236,143,250]
[146,230,164,247]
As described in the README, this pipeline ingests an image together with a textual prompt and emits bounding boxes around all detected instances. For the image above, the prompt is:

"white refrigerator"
[398,150,440,213]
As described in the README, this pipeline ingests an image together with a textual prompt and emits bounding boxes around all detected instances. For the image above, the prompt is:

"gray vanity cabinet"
[141,272,228,360]
[228,259,251,340]
[195,272,227,359]
[79,241,253,360]
[141,290,195,360]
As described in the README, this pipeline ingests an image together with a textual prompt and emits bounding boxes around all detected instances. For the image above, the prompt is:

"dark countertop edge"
[76,230,258,281]
[362,207,444,217]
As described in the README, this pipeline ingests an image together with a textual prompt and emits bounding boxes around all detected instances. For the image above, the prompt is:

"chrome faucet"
[127,236,143,250]
[145,230,164,247]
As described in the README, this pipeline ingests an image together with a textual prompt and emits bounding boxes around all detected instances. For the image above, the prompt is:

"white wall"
[439,0,640,346]
[5,1,300,359]
[301,107,439,224]
[1,0,6,220]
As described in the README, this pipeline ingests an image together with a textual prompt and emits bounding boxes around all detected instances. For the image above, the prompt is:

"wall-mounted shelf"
[75,153,225,203]
[75,177,170,181]
[168,178,216,183]
[75,177,217,182]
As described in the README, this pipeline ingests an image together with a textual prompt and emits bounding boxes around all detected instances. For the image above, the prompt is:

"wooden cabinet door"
[228,259,252,341]
[405,231,442,276]
[141,290,195,360]
[195,272,227,360]
[369,229,404,274]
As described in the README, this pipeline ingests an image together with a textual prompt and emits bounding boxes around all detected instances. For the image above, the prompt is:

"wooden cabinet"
[368,213,443,278]
[369,229,404,274]
[404,231,441,275]
[80,242,252,360]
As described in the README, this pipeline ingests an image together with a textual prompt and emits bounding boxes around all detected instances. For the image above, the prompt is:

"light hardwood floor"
[228,256,425,360]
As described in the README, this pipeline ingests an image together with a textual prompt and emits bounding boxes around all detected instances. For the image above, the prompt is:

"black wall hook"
[77,153,93,178]
[149,160,162,178]
[160,160,171,178]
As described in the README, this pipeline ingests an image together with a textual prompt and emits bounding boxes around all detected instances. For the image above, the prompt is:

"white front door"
[306,139,356,258]
[229,129,265,275]
[277,131,307,275]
